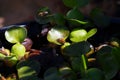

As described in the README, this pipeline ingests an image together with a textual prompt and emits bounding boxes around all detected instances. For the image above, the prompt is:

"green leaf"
[70,29,87,42]
[44,67,62,80]
[35,7,53,24]
[47,26,70,45]
[68,19,88,25]
[53,13,65,25]
[112,47,120,67]
[85,28,97,39]
[59,67,77,80]
[17,60,40,80]
[90,8,110,27]
[71,56,88,76]
[4,56,18,67]
[85,68,105,80]
[97,46,119,80]
[5,25,27,43]
[67,8,84,20]
[0,53,6,60]
[44,67,77,80]
[11,43,26,59]
[70,28,97,42]
[63,0,78,8]
[63,41,91,57]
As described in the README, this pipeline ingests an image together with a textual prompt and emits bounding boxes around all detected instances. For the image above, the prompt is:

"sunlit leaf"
[47,26,70,45]
[85,68,105,80]
[85,28,97,39]
[97,46,119,80]
[70,29,87,42]
[11,43,26,59]
[63,41,91,57]
[5,25,27,43]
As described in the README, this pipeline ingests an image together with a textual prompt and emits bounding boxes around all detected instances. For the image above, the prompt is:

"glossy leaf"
[85,28,97,39]
[17,60,40,80]
[97,46,119,80]
[63,41,91,57]
[70,29,87,42]
[67,8,84,20]
[47,26,70,45]
[85,68,105,80]
[5,25,27,43]
[11,43,26,59]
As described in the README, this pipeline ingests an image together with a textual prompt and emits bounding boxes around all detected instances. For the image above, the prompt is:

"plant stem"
[82,54,87,70]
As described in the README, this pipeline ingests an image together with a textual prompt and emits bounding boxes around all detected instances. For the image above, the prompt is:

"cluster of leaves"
[0,0,119,80]
[0,26,41,80]
[34,0,120,80]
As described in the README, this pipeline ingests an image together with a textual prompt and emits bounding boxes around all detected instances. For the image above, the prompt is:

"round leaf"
[5,25,27,43]
[96,46,119,80]
[47,26,70,45]
[11,43,26,59]
[63,41,91,57]
[70,29,87,42]
[112,47,120,67]
[59,67,77,80]
[85,68,105,80]
[44,67,62,80]
[53,13,65,25]
[71,55,88,77]
[67,8,84,20]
